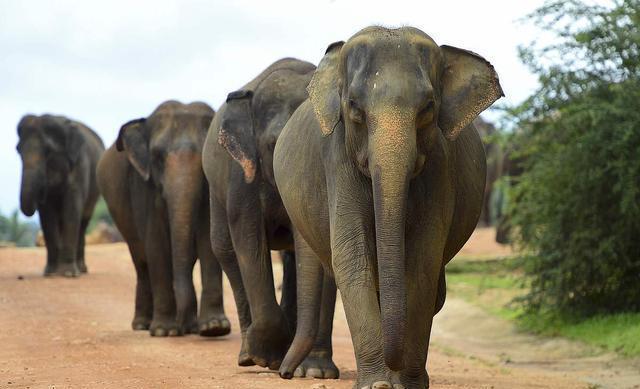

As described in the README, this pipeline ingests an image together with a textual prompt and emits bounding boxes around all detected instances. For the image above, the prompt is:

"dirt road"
[0,233,590,389]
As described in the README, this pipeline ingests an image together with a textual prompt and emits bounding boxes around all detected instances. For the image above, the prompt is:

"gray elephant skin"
[274,27,503,388]
[17,114,104,277]
[97,101,229,337]
[202,58,339,377]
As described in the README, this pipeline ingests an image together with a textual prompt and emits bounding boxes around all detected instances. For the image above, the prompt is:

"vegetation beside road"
[447,256,640,357]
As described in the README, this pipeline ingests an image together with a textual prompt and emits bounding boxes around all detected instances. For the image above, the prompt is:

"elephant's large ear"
[438,45,504,141]
[116,118,150,181]
[217,90,257,184]
[307,41,344,136]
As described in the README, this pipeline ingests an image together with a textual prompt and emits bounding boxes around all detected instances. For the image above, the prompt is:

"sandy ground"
[0,228,629,389]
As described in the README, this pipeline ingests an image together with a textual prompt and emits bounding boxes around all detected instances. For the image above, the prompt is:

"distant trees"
[507,0,640,315]
[0,210,38,247]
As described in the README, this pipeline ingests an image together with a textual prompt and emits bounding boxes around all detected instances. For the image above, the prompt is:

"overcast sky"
[0,0,547,219]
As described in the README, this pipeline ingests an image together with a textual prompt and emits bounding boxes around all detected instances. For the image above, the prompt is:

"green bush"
[508,0,640,315]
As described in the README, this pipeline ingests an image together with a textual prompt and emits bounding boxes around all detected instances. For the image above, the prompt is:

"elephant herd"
[16,26,503,389]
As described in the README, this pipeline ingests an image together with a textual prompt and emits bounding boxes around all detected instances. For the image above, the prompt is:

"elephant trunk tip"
[20,203,36,217]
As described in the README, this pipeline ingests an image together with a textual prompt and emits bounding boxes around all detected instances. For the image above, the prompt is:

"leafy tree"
[508,0,640,315]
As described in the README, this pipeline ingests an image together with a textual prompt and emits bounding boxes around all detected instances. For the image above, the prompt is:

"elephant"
[474,117,504,226]
[274,26,503,388]
[495,145,525,244]
[202,58,339,377]
[97,101,230,337]
[17,114,104,277]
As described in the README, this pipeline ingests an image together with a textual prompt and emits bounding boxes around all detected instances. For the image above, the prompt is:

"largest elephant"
[202,58,339,377]
[97,101,229,337]
[275,27,503,388]
[17,114,104,277]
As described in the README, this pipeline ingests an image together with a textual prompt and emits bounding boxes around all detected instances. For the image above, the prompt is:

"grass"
[446,255,640,357]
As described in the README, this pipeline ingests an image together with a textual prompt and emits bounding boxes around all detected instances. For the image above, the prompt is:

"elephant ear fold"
[116,118,150,181]
[218,90,258,184]
[438,45,504,141]
[307,41,344,136]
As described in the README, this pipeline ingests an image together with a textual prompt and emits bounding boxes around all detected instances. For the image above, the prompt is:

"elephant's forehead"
[346,26,438,54]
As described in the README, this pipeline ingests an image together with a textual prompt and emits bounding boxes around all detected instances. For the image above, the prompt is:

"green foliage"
[447,258,640,357]
[519,310,640,357]
[0,209,38,247]
[88,197,113,232]
[508,0,640,315]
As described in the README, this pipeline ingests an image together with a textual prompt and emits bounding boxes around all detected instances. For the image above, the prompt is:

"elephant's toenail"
[306,367,323,378]
[372,382,393,389]
[293,366,305,377]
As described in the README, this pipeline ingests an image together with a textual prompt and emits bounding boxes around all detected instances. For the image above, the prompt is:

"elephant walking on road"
[275,27,503,388]
[202,58,339,377]
[97,101,229,337]
[17,114,104,277]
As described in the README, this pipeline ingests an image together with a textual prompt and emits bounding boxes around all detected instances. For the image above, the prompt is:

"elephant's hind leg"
[293,273,339,379]
[279,230,324,379]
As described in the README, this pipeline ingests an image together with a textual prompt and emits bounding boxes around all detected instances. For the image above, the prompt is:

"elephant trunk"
[164,149,202,300]
[369,114,417,372]
[20,164,45,217]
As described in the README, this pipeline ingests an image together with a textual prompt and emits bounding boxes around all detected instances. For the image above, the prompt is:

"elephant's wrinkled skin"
[274,27,503,388]
[17,114,104,277]
[97,101,229,337]
[202,58,339,377]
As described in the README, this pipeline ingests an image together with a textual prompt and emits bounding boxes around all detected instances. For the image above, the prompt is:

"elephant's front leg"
[210,194,253,365]
[58,197,83,277]
[38,204,60,276]
[228,191,291,369]
[145,214,178,337]
[76,217,90,274]
[196,209,230,337]
[172,253,198,335]
[333,234,397,388]
[399,234,447,389]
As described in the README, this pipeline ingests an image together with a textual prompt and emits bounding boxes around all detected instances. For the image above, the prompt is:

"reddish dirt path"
[0,238,584,389]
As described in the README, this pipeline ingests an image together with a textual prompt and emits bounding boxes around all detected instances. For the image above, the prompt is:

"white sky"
[0,0,547,219]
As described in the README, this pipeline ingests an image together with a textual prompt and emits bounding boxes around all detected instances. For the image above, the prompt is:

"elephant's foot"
[149,318,179,337]
[43,263,57,277]
[56,262,79,278]
[199,312,231,337]
[359,382,405,389]
[77,259,88,274]
[132,316,151,331]
[238,333,256,366]
[176,317,199,336]
[356,371,406,389]
[399,370,429,388]
[293,350,339,379]
[245,315,292,370]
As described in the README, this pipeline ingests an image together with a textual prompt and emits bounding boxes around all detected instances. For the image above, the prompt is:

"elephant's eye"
[348,99,365,124]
